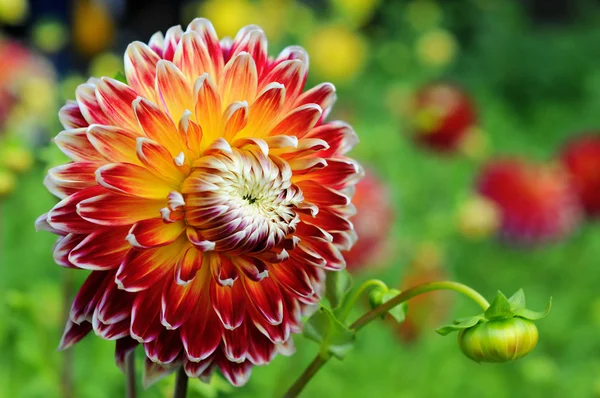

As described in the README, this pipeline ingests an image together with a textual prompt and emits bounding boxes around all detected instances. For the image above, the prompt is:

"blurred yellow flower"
[89,52,122,78]
[415,28,457,68]
[199,0,259,38]
[457,195,501,240]
[405,0,442,31]
[1,145,33,173]
[0,0,28,25]
[306,25,366,83]
[31,18,69,53]
[73,0,114,57]
[0,168,16,196]
[198,0,290,40]
[329,0,380,27]
[20,75,56,116]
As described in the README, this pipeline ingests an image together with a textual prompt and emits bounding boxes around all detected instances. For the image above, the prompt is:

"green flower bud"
[458,317,538,363]
[436,289,551,364]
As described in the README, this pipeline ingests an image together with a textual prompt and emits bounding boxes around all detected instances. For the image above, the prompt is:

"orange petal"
[95,77,140,131]
[116,238,187,292]
[173,31,215,83]
[127,218,185,249]
[133,97,186,156]
[230,27,268,75]
[269,104,322,138]
[96,162,176,199]
[179,111,203,159]
[219,52,258,106]
[293,82,336,119]
[174,246,204,285]
[77,192,164,225]
[46,162,100,199]
[194,74,222,147]
[87,124,142,164]
[187,18,224,78]
[260,58,305,104]
[238,83,285,139]
[222,101,248,141]
[55,128,104,162]
[136,137,185,185]
[155,60,194,122]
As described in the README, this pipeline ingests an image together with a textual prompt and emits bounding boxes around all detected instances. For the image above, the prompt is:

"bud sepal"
[436,289,551,363]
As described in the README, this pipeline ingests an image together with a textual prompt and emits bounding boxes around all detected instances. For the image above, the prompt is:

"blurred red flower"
[559,134,600,218]
[407,82,477,154]
[345,170,394,272]
[476,158,581,244]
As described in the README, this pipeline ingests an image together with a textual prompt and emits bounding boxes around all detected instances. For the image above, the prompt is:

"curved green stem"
[337,279,388,322]
[283,281,489,397]
[351,281,489,331]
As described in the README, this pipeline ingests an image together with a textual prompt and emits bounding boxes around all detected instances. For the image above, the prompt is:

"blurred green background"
[2,0,600,397]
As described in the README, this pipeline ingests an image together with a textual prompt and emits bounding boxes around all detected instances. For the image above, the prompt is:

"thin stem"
[125,352,137,398]
[173,367,189,398]
[283,281,489,397]
[351,281,489,331]
[283,355,328,398]
[337,279,388,322]
[61,272,74,398]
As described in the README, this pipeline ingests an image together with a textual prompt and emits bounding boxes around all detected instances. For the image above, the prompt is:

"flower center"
[181,146,304,254]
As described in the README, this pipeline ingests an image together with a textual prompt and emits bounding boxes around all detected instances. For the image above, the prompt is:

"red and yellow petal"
[116,238,187,292]
[54,128,104,162]
[96,162,177,199]
[125,42,161,103]
[95,77,140,131]
[69,227,131,270]
[77,191,163,226]
[127,219,186,249]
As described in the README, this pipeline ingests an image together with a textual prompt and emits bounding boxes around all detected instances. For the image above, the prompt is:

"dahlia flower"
[37,19,361,386]
[345,170,393,271]
[476,158,580,244]
[408,83,476,153]
[559,134,600,218]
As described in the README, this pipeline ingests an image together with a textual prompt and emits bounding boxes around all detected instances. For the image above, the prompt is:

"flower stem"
[125,352,136,398]
[283,280,489,397]
[61,272,74,398]
[351,281,489,331]
[283,355,328,398]
[173,367,189,398]
[337,279,388,322]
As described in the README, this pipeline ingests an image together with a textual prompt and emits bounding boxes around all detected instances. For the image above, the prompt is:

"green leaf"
[514,297,552,320]
[367,286,387,310]
[508,288,526,310]
[484,291,514,320]
[435,314,485,336]
[325,270,352,309]
[381,289,408,324]
[113,71,127,83]
[303,306,356,360]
